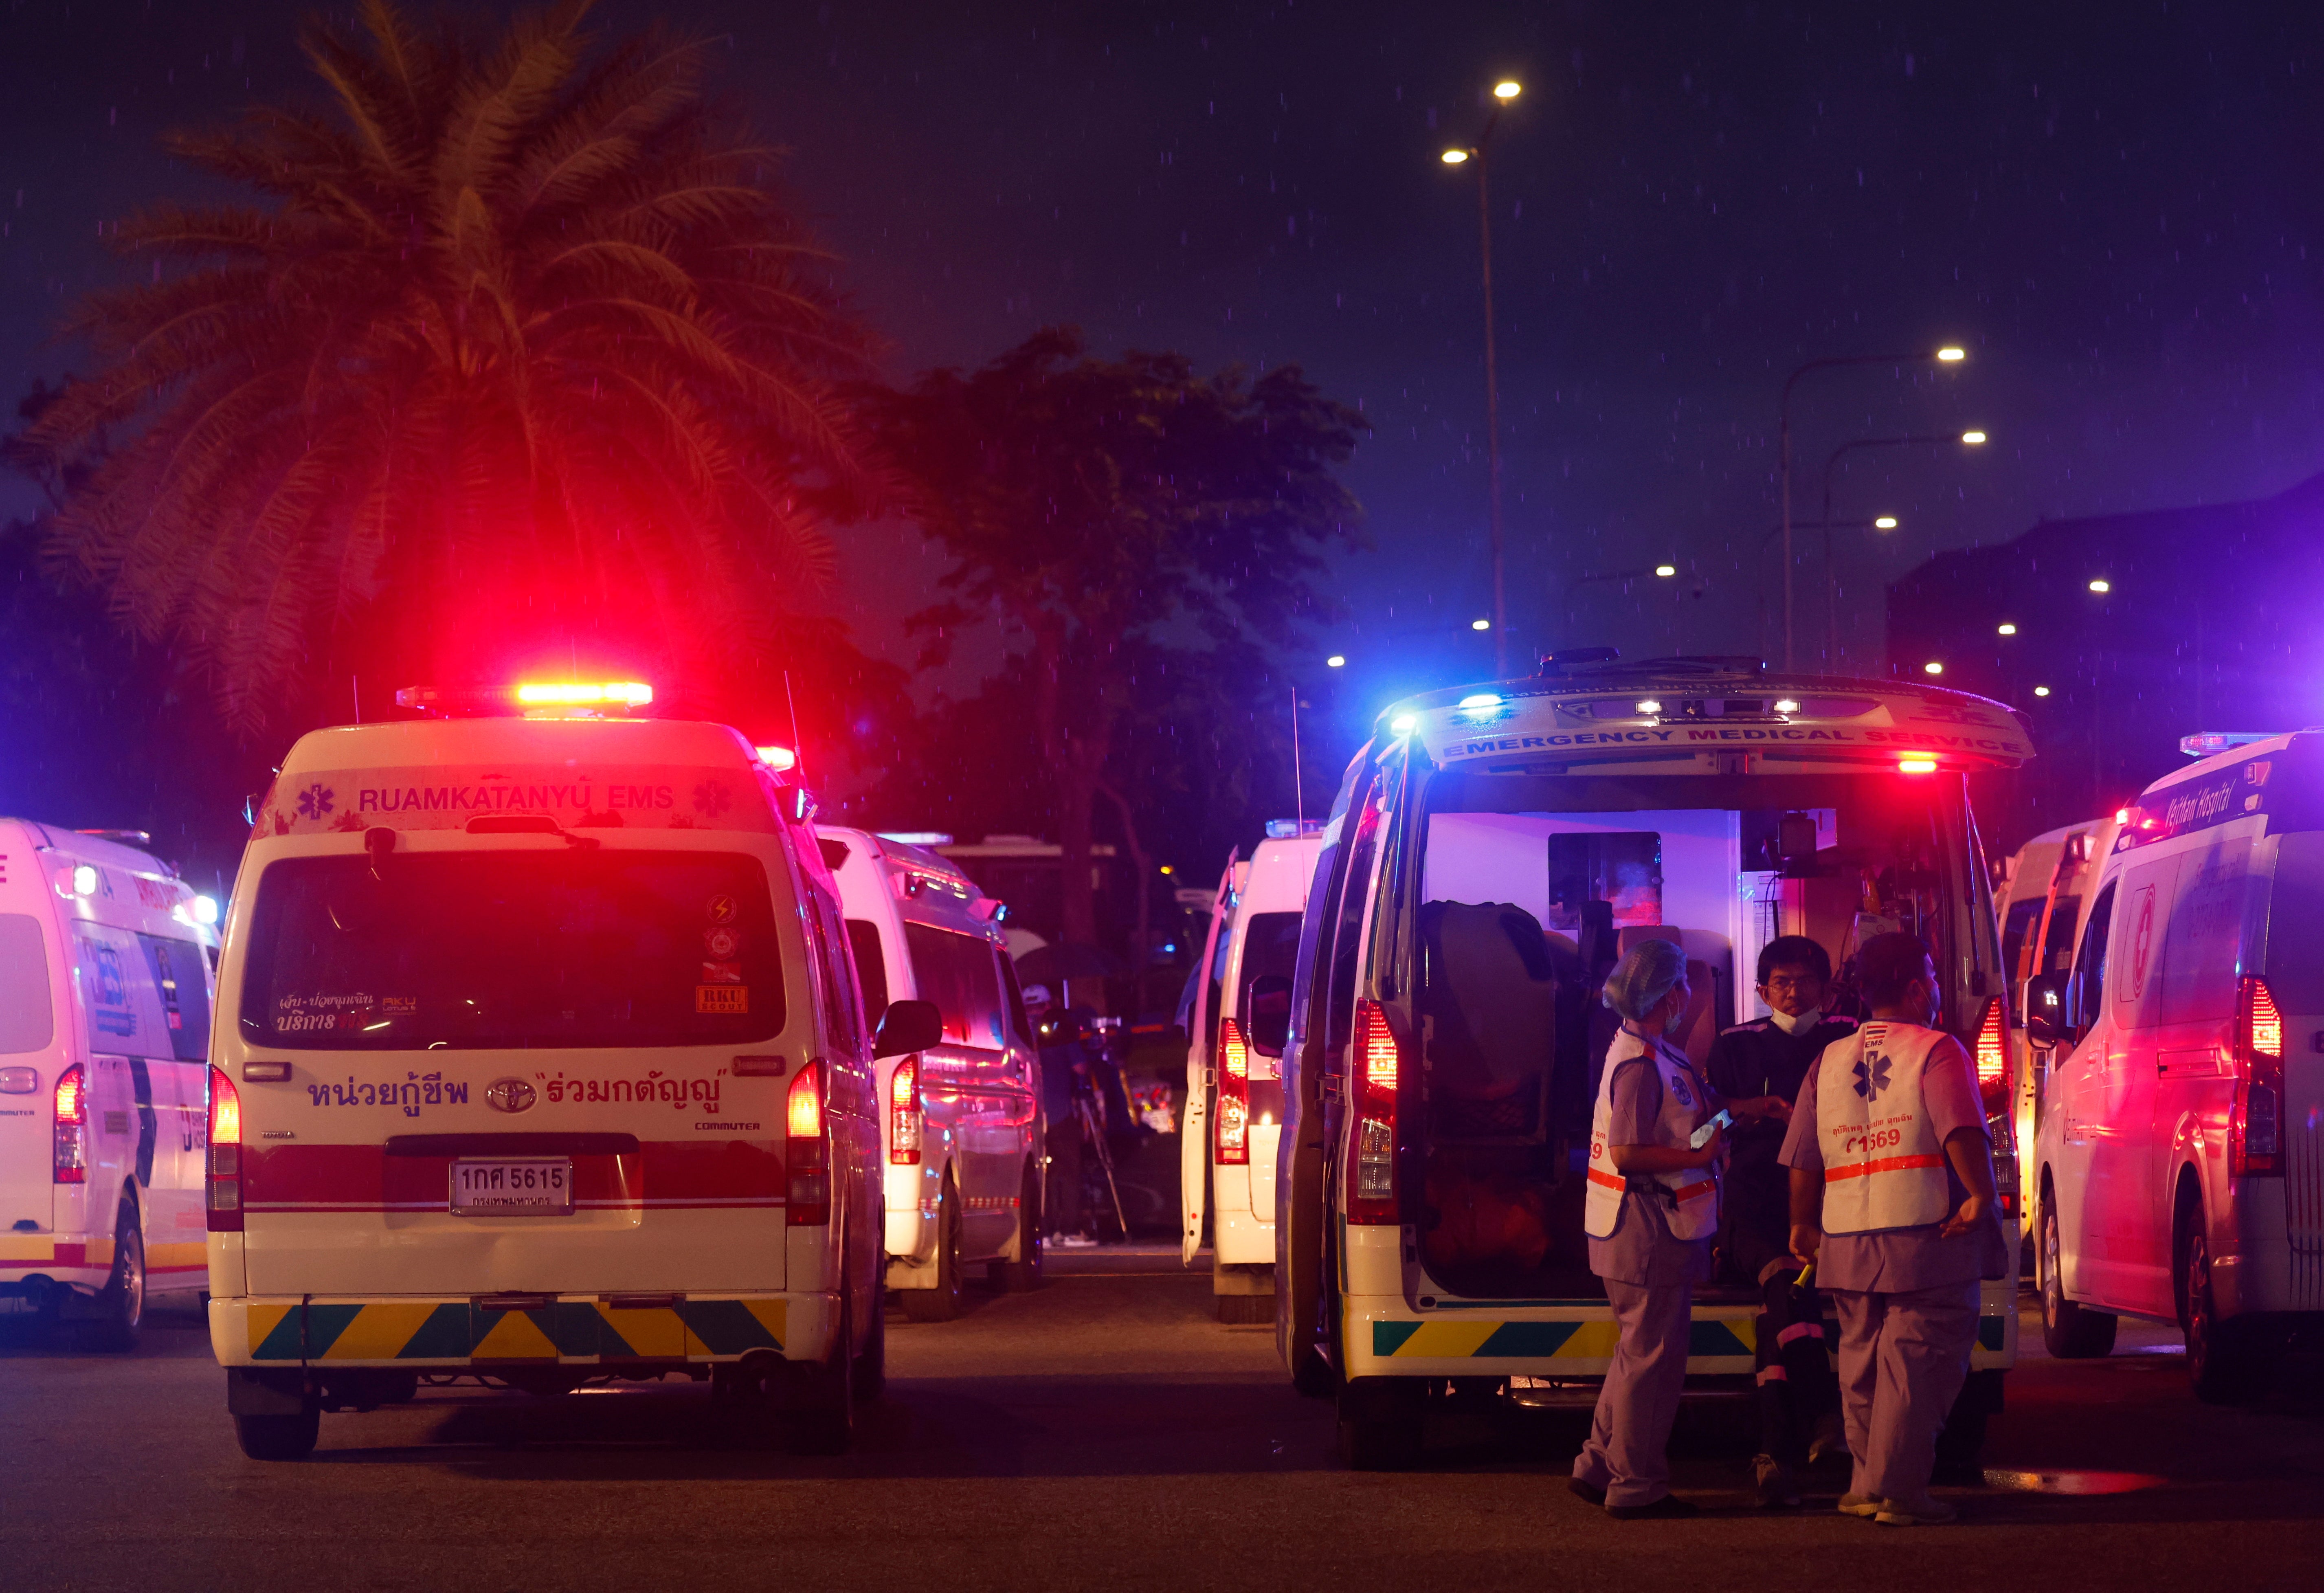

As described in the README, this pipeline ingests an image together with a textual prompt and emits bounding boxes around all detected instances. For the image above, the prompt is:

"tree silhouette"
[11,0,876,730]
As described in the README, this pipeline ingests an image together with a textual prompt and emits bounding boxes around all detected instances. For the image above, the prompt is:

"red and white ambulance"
[204,683,927,1459]
[1,822,220,1348]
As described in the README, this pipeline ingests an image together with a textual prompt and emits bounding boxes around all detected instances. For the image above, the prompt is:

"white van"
[205,687,929,1459]
[1995,813,2119,1212]
[817,826,1043,1318]
[1273,658,2031,1468]
[1180,826,1324,1321]
[2030,729,2324,1400]
[0,822,220,1348]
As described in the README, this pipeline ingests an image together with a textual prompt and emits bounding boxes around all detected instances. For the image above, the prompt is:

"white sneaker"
[1837,1494,1885,1518]
[1055,1233,1099,1249]
[1874,1495,1959,1527]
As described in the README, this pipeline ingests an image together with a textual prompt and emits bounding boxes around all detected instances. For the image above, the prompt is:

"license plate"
[449,1159,573,1216]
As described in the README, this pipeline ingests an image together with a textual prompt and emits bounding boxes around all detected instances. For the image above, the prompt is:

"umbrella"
[1015,942,1126,984]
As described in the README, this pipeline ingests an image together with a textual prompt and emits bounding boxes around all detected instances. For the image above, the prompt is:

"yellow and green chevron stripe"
[239,1298,786,1365]
[1368,1314,1755,1362]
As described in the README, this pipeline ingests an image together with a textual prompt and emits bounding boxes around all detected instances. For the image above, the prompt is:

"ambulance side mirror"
[873,999,943,1059]
[2023,973,2069,1050]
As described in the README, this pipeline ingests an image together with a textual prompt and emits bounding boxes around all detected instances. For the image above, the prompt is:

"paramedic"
[1570,939,1724,1520]
[1027,984,1095,1250]
[1783,932,2009,1528]
[1705,934,1854,1506]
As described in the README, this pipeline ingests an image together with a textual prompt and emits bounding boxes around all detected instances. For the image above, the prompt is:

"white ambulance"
[205,684,927,1460]
[817,826,1043,1318]
[1,822,220,1348]
[1994,812,2120,1213]
[1273,657,2029,1469]
[1181,824,1324,1321]
[2030,729,2324,1400]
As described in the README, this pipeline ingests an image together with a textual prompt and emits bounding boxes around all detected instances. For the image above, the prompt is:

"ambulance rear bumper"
[208,1290,830,1371]
[1339,1277,2019,1382]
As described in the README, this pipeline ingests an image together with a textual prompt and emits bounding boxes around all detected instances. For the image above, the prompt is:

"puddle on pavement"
[1983,1468,2168,1495]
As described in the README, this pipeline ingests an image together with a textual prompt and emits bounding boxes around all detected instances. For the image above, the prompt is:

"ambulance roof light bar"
[2179,731,2277,758]
[393,681,655,719]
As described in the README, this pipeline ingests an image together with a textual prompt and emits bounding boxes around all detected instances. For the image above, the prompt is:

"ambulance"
[1181,823,1325,1321]
[817,826,1043,1319]
[205,683,926,1460]
[1272,655,2029,1468]
[0,822,220,1348]
[2030,729,2324,1400]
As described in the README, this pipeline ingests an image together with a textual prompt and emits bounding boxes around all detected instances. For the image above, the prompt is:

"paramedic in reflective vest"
[1781,932,2009,1528]
[1569,938,1724,1520]
[1705,934,1854,1507]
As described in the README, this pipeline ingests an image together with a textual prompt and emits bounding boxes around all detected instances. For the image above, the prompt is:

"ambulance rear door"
[1180,857,1232,1264]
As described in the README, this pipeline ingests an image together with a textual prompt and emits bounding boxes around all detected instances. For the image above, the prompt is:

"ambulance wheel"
[852,1283,886,1405]
[993,1161,1045,1292]
[900,1179,964,1322]
[784,1293,856,1456]
[79,1206,145,1354]
[2183,1226,2271,1404]
[2040,1191,2115,1359]
[233,1407,319,1461]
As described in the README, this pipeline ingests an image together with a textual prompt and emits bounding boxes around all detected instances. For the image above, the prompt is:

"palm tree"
[13,0,876,729]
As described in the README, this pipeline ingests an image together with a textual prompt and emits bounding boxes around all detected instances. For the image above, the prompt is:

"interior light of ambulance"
[756,745,797,771]
[207,1066,243,1230]
[2232,977,2285,1178]
[1216,1019,1252,1165]
[890,1057,922,1165]
[514,681,654,707]
[787,1062,831,1224]
[1898,759,1939,774]
[53,1063,87,1184]
[1349,1001,1401,1222]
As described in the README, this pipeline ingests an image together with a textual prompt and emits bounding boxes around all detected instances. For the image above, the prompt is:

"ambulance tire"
[80,1205,145,1354]
[993,1161,1045,1292]
[2039,1191,2116,1359]
[233,1406,320,1462]
[900,1179,964,1322]
[784,1291,857,1456]
[2182,1224,2272,1405]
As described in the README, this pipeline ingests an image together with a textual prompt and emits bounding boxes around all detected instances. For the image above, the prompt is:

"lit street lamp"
[1777,345,1966,670]
[1817,429,1988,666]
[1443,78,1522,676]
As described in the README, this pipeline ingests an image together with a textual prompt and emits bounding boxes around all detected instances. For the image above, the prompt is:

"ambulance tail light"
[787,1061,831,1224]
[1347,1000,1402,1225]
[890,1056,923,1165]
[2232,976,2285,1179]
[206,1066,243,1230]
[1215,1018,1251,1166]
[1973,996,2011,1113]
[53,1063,87,1185]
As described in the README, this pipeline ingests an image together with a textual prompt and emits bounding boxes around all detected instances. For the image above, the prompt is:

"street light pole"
[1446,80,1521,677]
[1817,430,1988,667]
[1777,346,1966,672]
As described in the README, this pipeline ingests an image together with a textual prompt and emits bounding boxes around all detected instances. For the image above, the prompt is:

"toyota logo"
[485,1078,537,1114]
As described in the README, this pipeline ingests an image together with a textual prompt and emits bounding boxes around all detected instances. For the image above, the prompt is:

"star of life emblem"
[1852,1052,1893,1100]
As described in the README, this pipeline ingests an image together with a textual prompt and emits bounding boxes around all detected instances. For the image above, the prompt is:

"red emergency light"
[393,681,657,719]
[516,681,653,707]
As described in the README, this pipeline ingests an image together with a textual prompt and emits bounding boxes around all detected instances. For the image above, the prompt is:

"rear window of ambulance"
[239,850,784,1049]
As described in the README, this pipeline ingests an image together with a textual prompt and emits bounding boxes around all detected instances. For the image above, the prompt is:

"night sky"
[7,0,2324,749]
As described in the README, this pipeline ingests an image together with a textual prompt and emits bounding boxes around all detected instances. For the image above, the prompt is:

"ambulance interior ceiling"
[1419,771,1970,1034]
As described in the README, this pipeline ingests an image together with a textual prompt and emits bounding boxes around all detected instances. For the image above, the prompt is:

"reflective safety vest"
[1814,1021,1953,1234]
[1584,1028,1720,1241]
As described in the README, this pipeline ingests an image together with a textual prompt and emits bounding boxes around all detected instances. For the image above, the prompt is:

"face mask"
[1767,1005,1824,1036]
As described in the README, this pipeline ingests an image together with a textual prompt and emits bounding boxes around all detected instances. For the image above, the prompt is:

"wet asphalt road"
[4,1252,2323,1591]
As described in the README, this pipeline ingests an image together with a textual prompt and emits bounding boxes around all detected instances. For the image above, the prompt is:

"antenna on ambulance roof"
[784,671,805,784]
[1290,687,1305,834]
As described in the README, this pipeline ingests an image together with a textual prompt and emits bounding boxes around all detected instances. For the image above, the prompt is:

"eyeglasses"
[1763,976,1823,993]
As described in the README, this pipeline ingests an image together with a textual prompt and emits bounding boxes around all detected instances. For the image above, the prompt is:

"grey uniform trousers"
[1572,1279,1694,1507]
[1828,1280,1980,1503]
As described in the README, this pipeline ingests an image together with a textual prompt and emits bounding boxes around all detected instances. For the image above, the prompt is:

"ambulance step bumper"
[210,1292,829,1369]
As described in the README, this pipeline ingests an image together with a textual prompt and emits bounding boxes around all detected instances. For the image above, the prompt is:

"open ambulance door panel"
[1181,855,1234,1266]
[1277,751,1383,1391]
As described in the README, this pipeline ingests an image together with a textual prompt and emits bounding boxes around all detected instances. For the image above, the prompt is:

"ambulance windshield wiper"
[463,815,602,850]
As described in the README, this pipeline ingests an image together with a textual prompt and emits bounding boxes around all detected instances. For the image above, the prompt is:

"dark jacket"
[1705,1012,1859,1195]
